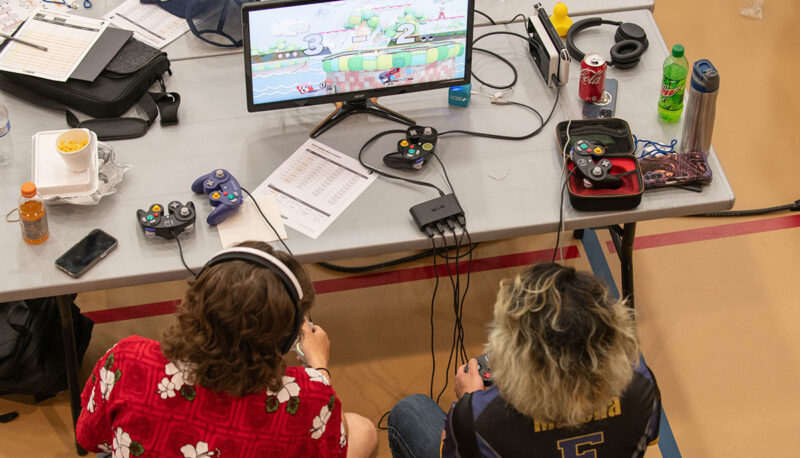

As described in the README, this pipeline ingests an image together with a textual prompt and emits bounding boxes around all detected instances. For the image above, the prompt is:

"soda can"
[579,53,607,103]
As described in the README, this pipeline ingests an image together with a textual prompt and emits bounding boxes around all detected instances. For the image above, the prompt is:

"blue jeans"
[388,394,447,458]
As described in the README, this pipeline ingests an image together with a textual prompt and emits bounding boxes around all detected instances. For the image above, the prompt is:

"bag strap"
[451,393,481,458]
[0,75,179,141]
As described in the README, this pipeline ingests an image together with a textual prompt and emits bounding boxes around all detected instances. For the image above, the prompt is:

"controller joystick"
[464,353,494,387]
[136,201,196,239]
[191,169,243,225]
[569,140,622,189]
[384,125,438,170]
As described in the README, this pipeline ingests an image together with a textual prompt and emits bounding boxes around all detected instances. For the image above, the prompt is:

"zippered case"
[555,118,644,211]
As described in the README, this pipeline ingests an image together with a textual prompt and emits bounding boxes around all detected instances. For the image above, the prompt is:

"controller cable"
[474,9,495,25]
[170,229,198,277]
[241,187,294,255]
[690,200,800,217]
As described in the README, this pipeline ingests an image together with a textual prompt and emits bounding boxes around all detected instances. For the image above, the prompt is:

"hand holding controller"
[136,201,196,239]
[191,169,243,226]
[463,353,494,387]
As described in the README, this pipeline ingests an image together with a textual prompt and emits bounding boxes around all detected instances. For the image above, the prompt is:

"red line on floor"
[84,300,182,324]
[83,246,580,324]
[606,214,800,253]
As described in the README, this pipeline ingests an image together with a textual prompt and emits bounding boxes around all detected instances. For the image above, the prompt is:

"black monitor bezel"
[242,0,474,113]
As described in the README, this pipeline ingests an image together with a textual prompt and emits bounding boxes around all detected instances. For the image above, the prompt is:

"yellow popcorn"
[57,139,88,153]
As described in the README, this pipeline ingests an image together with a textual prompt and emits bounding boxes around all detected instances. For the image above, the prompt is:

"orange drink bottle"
[19,182,49,244]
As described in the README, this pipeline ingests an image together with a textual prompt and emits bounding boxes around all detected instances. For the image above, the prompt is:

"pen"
[0,32,48,52]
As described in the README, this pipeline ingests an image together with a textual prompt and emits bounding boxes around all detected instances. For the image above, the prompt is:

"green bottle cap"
[671,44,685,58]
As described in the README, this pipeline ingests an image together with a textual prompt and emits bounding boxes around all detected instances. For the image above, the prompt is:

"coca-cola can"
[579,53,607,103]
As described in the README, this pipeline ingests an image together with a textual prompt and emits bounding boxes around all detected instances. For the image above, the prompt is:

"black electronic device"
[566,17,649,69]
[383,125,438,170]
[582,78,617,119]
[409,194,465,234]
[242,0,474,137]
[526,3,570,87]
[570,140,623,189]
[464,353,493,386]
[55,229,118,278]
[136,201,196,240]
[197,247,305,355]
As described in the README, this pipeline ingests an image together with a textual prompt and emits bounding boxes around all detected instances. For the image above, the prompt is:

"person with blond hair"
[388,262,660,457]
[76,241,377,457]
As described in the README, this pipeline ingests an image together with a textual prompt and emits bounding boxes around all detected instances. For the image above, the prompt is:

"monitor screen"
[243,0,473,111]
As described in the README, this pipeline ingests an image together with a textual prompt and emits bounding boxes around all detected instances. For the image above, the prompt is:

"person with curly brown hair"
[76,241,377,457]
[388,262,661,457]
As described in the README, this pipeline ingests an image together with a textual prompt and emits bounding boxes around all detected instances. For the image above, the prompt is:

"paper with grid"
[0,10,107,81]
[104,0,189,50]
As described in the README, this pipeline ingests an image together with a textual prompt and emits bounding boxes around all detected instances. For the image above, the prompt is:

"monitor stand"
[309,98,415,138]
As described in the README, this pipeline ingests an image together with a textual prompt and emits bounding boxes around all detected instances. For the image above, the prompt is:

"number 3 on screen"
[556,432,604,458]
[304,34,324,55]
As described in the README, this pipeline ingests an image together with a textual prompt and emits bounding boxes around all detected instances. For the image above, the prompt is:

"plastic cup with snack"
[55,128,92,172]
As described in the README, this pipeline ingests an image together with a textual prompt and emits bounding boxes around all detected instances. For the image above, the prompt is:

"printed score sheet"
[0,10,107,81]
[255,139,377,239]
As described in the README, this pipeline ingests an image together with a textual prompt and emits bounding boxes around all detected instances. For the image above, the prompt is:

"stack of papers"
[104,0,190,49]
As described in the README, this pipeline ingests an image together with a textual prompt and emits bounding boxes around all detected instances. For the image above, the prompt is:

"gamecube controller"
[569,140,622,189]
[464,353,493,387]
[191,169,243,225]
[383,125,438,170]
[136,201,196,239]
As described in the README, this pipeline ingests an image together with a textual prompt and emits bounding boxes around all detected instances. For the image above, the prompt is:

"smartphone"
[583,78,618,119]
[55,229,118,278]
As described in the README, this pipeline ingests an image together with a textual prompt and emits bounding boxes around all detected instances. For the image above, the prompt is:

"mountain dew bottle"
[658,44,689,122]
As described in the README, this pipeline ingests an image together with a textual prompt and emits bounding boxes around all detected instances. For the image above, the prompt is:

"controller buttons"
[180,207,190,217]
[223,191,228,196]
[423,127,433,135]
[593,146,603,155]
[422,142,433,151]
[152,205,161,212]
[483,372,491,379]
[400,140,409,147]
[215,169,225,178]
[591,166,603,177]
[146,214,154,221]
[227,195,235,201]
[600,159,611,167]
[408,148,416,156]
[205,180,215,188]
[211,192,221,199]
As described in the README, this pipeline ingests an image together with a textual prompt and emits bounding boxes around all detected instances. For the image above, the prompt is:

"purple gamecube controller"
[191,169,243,226]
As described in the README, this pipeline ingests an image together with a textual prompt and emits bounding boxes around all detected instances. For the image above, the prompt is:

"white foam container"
[32,129,99,199]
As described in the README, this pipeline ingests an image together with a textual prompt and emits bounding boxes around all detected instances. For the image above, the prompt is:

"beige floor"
[2,0,799,456]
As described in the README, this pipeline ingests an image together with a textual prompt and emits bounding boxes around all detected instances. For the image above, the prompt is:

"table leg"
[56,295,87,456]
[606,223,636,308]
[619,223,636,307]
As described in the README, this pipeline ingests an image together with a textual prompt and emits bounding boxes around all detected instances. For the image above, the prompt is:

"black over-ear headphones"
[566,18,649,70]
[198,247,305,355]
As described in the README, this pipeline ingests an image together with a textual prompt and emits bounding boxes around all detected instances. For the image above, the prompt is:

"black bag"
[0,38,180,141]
[0,296,93,402]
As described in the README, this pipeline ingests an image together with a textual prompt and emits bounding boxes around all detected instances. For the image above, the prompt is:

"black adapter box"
[409,194,464,231]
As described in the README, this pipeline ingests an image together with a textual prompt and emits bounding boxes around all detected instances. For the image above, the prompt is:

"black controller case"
[555,118,643,211]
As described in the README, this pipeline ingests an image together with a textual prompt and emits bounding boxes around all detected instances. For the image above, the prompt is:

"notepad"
[0,10,108,81]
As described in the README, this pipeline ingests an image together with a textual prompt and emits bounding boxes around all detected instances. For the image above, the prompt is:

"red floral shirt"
[76,336,347,457]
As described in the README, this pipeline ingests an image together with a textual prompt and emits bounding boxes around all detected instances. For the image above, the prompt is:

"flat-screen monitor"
[242,0,474,116]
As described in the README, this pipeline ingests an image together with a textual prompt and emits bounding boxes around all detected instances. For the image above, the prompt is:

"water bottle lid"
[691,59,720,93]
[21,182,37,198]
[671,44,685,58]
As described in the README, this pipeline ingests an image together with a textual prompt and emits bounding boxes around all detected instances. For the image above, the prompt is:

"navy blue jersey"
[442,362,661,458]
